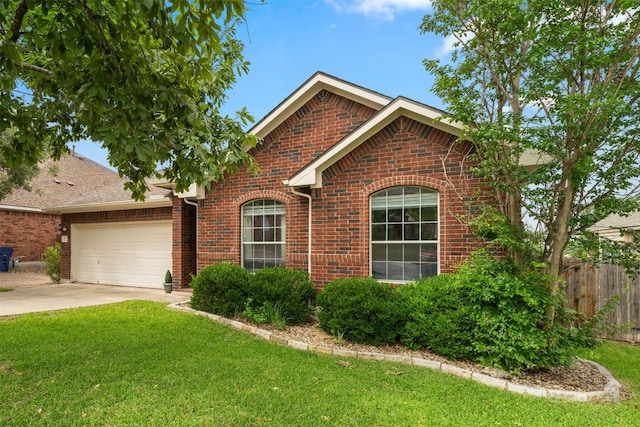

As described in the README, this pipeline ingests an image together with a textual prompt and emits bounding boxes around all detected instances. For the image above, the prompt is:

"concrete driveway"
[0,271,190,316]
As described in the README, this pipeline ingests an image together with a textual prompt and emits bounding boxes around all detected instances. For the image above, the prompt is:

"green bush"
[243,298,287,329]
[246,267,316,325]
[317,278,405,346]
[458,254,582,372]
[190,262,250,316]
[43,243,61,283]
[398,252,590,373]
[397,274,474,360]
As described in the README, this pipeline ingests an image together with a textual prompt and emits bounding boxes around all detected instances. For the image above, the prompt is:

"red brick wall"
[197,93,489,287]
[60,207,172,281]
[172,198,197,288]
[0,209,60,262]
[312,117,485,284]
[197,90,377,269]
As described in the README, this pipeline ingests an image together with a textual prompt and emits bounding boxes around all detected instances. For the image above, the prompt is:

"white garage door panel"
[72,221,172,288]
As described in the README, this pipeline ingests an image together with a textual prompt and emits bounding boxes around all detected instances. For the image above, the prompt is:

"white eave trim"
[249,72,392,139]
[286,97,463,189]
[0,204,44,213]
[45,196,172,214]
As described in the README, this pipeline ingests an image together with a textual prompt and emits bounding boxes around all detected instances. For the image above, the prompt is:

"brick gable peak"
[285,96,463,189]
[249,71,392,139]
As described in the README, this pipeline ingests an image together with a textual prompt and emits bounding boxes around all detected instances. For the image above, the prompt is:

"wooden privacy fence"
[563,259,640,343]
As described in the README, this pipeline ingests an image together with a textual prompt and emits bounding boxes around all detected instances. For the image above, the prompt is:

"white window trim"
[369,186,440,283]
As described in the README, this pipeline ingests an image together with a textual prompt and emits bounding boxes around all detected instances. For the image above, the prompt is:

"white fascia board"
[519,149,553,171]
[45,197,172,214]
[249,72,391,139]
[174,183,205,199]
[287,98,464,189]
[0,204,44,213]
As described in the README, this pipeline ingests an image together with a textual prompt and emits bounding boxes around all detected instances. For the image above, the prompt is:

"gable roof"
[284,96,463,189]
[0,153,123,212]
[249,72,392,139]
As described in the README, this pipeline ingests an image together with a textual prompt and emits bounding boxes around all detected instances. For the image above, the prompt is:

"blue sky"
[78,0,448,168]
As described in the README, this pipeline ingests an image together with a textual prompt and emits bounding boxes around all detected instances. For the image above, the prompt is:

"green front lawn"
[1,301,638,426]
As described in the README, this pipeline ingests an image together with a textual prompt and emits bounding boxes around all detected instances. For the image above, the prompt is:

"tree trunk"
[543,179,575,328]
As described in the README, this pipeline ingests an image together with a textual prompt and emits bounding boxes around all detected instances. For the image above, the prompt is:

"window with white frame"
[370,186,438,281]
[242,199,285,272]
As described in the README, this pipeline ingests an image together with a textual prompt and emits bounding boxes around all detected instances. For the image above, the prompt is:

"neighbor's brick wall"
[198,92,489,287]
[0,210,60,262]
[59,207,172,281]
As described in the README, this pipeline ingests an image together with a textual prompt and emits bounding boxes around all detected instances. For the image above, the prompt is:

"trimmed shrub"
[397,274,474,360]
[317,278,405,346]
[246,267,316,325]
[190,262,250,316]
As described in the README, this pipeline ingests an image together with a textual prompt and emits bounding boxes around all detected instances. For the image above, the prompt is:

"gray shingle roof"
[1,154,123,210]
[53,180,172,208]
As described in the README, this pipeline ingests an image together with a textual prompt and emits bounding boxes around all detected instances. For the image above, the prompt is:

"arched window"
[242,199,285,272]
[370,186,438,281]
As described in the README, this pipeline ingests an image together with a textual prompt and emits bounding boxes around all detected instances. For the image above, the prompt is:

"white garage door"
[71,221,172,288]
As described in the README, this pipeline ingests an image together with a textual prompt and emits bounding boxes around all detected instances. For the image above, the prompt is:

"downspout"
[183,198,199,275]
[289,186,312,276]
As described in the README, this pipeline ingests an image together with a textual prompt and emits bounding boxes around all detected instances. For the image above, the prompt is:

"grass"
[0,287,13,292]
[1,301,639,426]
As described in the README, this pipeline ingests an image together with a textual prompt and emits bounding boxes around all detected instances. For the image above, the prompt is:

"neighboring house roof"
[45,180,173,214]
[590,212,640,236]
[0,153,123,212]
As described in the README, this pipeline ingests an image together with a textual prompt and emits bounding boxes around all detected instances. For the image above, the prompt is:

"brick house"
[49,72,490,290]
[191,72,487,286]
[0,153,123,265]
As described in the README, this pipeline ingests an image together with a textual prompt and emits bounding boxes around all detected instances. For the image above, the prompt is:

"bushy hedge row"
[317,253,595,373]
[190,256,596,373]
[190,263,315,326]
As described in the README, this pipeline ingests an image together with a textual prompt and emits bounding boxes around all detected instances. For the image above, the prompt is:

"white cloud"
[437,31,472,57]
[326,0,432,21]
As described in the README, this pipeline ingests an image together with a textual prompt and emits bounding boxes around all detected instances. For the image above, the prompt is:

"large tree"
[0,0,259,200]
[421,0,640,325]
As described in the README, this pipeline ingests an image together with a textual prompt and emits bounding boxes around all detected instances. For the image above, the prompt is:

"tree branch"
[10,0,28,43]
[19,62,53,75]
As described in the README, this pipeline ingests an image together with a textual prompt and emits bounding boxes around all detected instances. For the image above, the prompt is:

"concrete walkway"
[0,282,190,316]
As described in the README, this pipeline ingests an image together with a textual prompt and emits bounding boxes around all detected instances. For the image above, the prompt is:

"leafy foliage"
[190,262,250,316]
[242,298,287,330]
[246,267,316,326]
[397,275,475,360]
[421,0,640,324]
[399,253,598,373]
[0,128,39,201]
[1,0,260,200]
[317,278,405,346]
[43,243,60,282]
